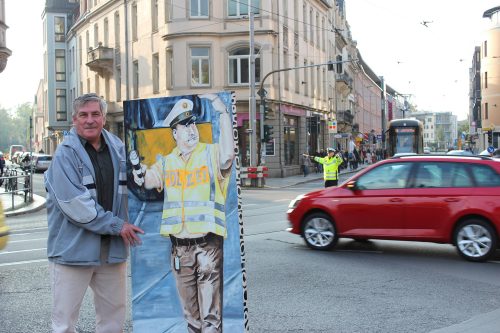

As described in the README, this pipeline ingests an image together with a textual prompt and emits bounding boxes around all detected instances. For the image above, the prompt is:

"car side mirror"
[346,180,358,191]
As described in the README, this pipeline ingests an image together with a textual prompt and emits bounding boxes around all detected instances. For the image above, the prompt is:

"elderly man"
[131,94,235,333]
[45,93,144,333]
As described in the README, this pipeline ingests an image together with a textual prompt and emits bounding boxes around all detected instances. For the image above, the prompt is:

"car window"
[412,162,473,188]
[356,162,412,190]
[470,164,500,187]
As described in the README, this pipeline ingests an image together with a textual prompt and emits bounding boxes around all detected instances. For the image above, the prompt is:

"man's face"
[73,101,105,144]
[173,122,199,152]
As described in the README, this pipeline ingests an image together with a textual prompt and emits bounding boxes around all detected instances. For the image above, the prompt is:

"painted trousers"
[170,233,224,333]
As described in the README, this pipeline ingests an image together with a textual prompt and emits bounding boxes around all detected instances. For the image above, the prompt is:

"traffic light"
[263,124,274,142]
[487,130,493,145]
[263,100,274,120]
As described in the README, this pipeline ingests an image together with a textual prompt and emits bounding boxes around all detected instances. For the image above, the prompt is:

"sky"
[345,0,499,120]
[0,1,45,113]
[0,1,498,120]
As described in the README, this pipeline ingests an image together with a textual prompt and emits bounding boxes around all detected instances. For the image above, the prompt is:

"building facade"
[479,6,500,149]
[38,0,405,176]
[0,0,12,73]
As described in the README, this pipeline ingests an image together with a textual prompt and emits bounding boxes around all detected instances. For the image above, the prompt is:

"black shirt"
[79,135,115,212]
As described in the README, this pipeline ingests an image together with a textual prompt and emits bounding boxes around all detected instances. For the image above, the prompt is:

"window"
[152,0,158,31]
[484,71,488,88]
[303,59,308,96]
[228,0,259,17]
[55,49,66,81]
[133,60,139,98]
[471,164,500,187]
[165,0,173,22]
[94,23,99,47]
[56,89,67,121]
[190,0,208,18]
[309,9,313,42]
[294,54,300,93]
[228,47,260,85]
[284,50,289,90]
[303,3,307,41]
[485,102,489,119]
[484,40,487,57]
[132,3,138,41]
[86,30,89,52]
[95,74,100,96]
[114,12,120,48]
[191,47,210,86]
[284,115,299,165]
[153,53,160,93]
[116,65,122,101]
[336,55,342,73]
[54,17,65,42]
[357,163,412,189]
[103,18,109,46]
[166,47,173,89]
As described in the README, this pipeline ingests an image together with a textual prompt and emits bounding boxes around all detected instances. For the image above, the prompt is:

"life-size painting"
[124,92,248,333]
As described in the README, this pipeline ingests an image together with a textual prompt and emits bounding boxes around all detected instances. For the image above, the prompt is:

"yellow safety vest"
[153,143,228,237]
[314,155,343,181]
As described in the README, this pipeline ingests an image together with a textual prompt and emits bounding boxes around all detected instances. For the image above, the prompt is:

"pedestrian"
[300,152,311,177]
[45,93,144,333]
[303,147,343,187]
[0,152,5,178]
[131,94,235,333]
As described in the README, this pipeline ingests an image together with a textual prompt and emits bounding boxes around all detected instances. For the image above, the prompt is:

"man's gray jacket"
[45,127,128,265]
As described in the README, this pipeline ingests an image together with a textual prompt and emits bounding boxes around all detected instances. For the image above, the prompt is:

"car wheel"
[454,219,497,262]
[301,212,338,251]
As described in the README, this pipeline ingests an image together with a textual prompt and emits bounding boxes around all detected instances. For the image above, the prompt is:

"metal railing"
[0,166,33,210]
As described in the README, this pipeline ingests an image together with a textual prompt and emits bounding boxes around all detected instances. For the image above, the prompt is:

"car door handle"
[389,198,402,202]
[444,198,460,202]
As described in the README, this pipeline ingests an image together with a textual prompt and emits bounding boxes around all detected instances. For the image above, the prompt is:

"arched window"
[228,47,260,85]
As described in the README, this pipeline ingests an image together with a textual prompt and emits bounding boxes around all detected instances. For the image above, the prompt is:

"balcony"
[336,72,353,92]
[86,44,114,75]
[0,46,12,73]
[336,109,354,125]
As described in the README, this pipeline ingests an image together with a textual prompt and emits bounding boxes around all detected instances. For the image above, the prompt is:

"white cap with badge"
[163,98,196,128]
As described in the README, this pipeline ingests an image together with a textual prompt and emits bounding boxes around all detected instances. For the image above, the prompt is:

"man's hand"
[120,222,145,247]
[199,93,228,114]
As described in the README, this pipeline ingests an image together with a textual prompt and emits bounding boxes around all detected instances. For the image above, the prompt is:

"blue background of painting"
[124,92,245,332]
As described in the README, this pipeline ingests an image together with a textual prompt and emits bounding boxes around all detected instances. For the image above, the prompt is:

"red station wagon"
[287,155,500,262]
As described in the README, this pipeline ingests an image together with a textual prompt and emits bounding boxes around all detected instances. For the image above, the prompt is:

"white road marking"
[0,259,47,267]
[0,248,46,255]
[8,238,47,243]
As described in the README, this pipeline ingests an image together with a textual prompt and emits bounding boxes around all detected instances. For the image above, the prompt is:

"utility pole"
[380,76,386,153]
[249,11,257,167]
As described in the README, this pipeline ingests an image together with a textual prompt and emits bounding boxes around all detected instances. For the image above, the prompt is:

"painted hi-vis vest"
[152,142,228,238]
[314,155,343,181]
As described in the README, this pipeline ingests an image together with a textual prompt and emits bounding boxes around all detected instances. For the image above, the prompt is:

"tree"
[0,103,34,153]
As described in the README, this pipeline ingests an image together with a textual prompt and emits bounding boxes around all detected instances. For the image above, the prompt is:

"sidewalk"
[1,191,46,217]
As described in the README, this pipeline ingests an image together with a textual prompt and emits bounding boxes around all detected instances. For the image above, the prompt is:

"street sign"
[328,120,337,134]
[487,146,495,154]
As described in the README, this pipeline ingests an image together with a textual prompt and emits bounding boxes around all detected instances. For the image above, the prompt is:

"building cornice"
[162,29,276,41]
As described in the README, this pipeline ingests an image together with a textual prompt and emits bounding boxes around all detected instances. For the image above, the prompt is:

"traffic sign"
[487,146,495,154]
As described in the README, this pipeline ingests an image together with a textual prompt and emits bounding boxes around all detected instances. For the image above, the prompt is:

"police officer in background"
[303,147,344,187]
[131,95,235,333]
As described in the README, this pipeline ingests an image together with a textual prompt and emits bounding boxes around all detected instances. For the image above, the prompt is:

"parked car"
[31,153,52,172]
[287,155,500,262]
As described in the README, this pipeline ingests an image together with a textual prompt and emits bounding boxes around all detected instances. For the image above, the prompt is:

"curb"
[3,194,47,217]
